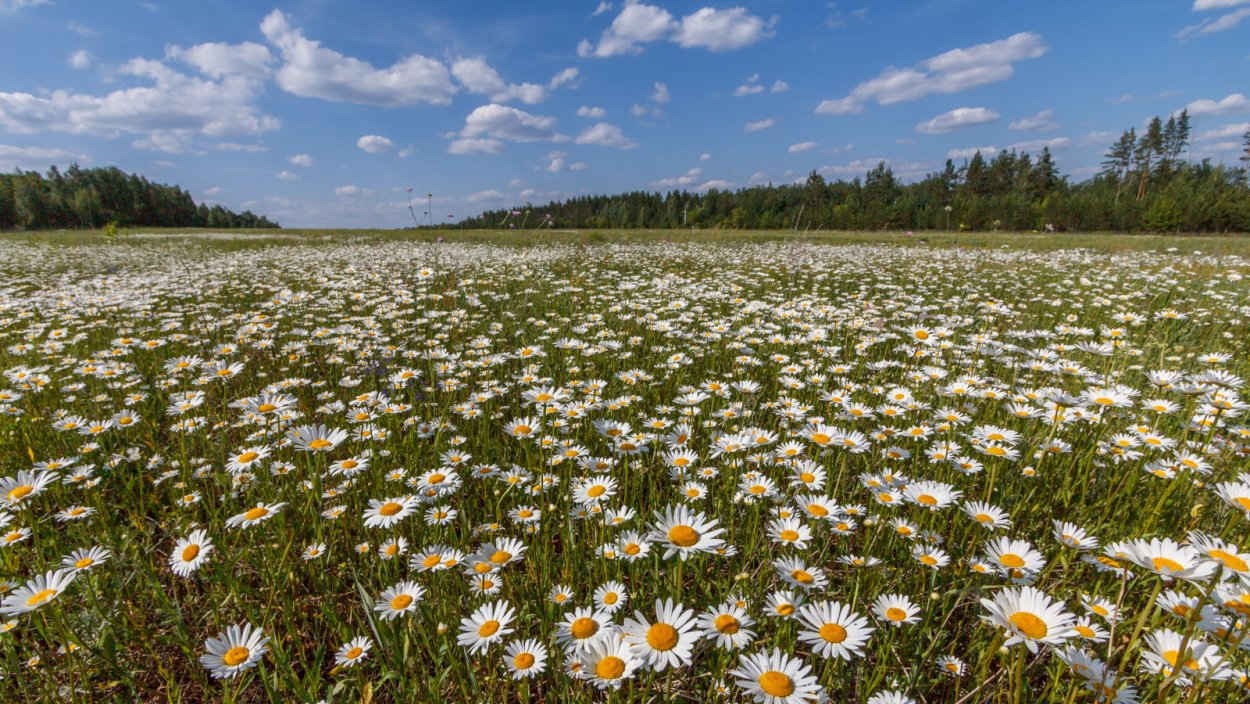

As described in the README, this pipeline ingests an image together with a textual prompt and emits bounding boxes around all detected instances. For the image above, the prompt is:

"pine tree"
[1136,117,1163,201]
[1102,129,1135,203]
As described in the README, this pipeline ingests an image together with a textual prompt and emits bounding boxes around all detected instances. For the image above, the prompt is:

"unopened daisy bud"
[735,572,749,581]
[930,592,940,601]
[437,623,448,635]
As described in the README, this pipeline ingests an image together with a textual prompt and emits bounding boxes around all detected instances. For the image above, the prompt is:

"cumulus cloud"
[946,137,1070,159]
[466,189,508,203]
[288,153,313,167]
[0,144,88,171]
[1182,93,1250,117]
[1178,1,1250,40]
[574,122,637,149]
[649,167,703,188]
[459,104,561,142]
[733,83,764,97]
[0,0,50,12]
[915,107,999,134]
[593,1,613,16]
[577,105,607,118]
[451,58,574,104]
[788,141,818,153]
[673,7,777,51]
[651,82,670,104]
[166,42,274,79]
[260,10,456,107]
[68,50,91,69]
[356,135,394,153]
[212,142,267,152]
[771,80,789,93]
[0,55,278,153]
[203,186,224,197]
[1195,121,1250,140]
[744,117,777,132]
[816,32,1047,115]
[335,185,371,197]
[578,2,774,57]
[1008,108,1059,131]
[276,170,299,181]
[447,138,505,155]
[695,179,734,191]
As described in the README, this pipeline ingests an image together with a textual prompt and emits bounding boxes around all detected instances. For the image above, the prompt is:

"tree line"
[0,164,279,231]
[464,111,1250,233]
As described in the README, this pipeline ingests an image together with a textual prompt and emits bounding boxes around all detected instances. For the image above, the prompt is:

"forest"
[0,164,279,231]
[468,112,1250,233]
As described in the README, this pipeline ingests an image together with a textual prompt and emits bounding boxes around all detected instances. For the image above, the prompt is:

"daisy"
[548,584,575,607]
[374,580,425,621]
[555,606,613,653]
[797,600,874,660]
[0,569,75,616]
[647,505,725,560]
[503,638,548,679]
[476,537,527,568]
[936,655,966,677]
[1139,628,1232,683]
[617,531,651,562]
[225,502,286,529]
[302,543,327,561]
[775,557,828,591]
[226,446,270,474]
[1052,521,1100,551]
[1123,538,1218,582]
[980,586,1077,653]
[872,594,920,628]
[903,480,961,510]
[0,470,55,506]
[288,424,348,452]
[594,581,628,613]
[731,647,822,704]
[698,601,757,650]
[199,623,269,680]
[170,529,213,577]
[62,546,110,572]
[767,517,812,550]
[334,636,372,668]
[362,496,417,529]
[457,601,516,654]
[577,636,642,690]
[765,590,804,619]
[983,537,1046,577]
[621,598,699,671]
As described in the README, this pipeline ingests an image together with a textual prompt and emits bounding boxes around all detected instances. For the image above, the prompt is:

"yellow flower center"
[792,569,814,584]
[1209,550,1248,572]
[427,474,445,484]
[1009,611,1048,639]
[885,607,908,622]
[257,404,276,413]
[603,592,619,605]
[776,603,795,616]
[668,525,699,547]
[999,553,1026,569]
[646,623,679,651]
[596,655,625,680]
[820,623,848,643]
[513,652,535,669]
[778,529,800,543]
[345,647,363,660]
[237,452,259,464]
[6,485,33,502]
[758,671,794,697]
[222,646,250,667]
[807,504,829,517]
[478,620,501,637]
[714,614,740,634]
[489,550,512,564]
[810,433,831,445]
[799,472,815,483]
[181,544,200,561]
[570,617,599,639]
[917,494,938,506]
[1152,556,1185,573]
[74,558,94,569]
[624,544,641,556]
[1162,650,1199,671]
[390,594,413,611]
[1076,625,1095,638]
[378,502,403,517]
[243,507,269,521]
[25,588,57,606]
[308,438,332,450]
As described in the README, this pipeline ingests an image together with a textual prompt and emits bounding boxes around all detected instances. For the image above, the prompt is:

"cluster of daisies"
[0,239,1247,702]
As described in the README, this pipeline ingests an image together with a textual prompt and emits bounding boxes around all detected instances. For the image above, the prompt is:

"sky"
[1,0,1248,228]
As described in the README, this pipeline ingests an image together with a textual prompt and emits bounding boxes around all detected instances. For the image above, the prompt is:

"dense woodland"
[468,112,1250,233]
[0,165,279,231]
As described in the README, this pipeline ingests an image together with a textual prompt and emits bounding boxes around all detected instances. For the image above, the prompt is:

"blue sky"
[1,0,1247,228]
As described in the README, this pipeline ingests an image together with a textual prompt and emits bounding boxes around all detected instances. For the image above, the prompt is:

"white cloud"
[335,185,371,197]
[771,80,789,93]
[212,142,267,152]
[1196,121,1250,139]
[817,158,932,180]
[203,186,224,197]
[593,1,613,16]
[577,105,607,118]
[816,32,1046,115]
[276,170,299,181]
[649,167,703,188]
[67,21,96,36]
[569,161,588,171]
[260,10,456,107]
[167,42,274,80]
[695,179,734,191]
[574,122,637,149]
[549,68,580,90]
[744,117,777,132]
[68,50,91,69]
[1183,93,1250,117]
[1179,2,1250,40]
[947,146,996,159]
[0,144,88,171]
[788,141,818,153]
[733,83,764,97]
[915,107,999,134]
[1009,108,1058,131]
[700,152,711,161]
[947,137,1069,159]
[398,145,416,158]
[748,171,770,185]
[651,82,670,104]
[447,138,505,155]
[0,0,49,12]
[579,3,774,57]
[357,135,394,153]
[630,104,648,117]
[288,153,313,167]
[459,104,562,143]
[451,57,557,104]
[0,56,278,153]
[1193,0,1250,9]
[578,2,676,57]
[673,7,777,52]
[466,189,508,203]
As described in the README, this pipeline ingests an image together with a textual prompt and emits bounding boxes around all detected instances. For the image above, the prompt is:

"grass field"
[0,231,1247,703]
